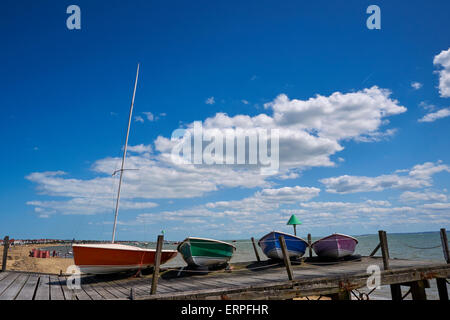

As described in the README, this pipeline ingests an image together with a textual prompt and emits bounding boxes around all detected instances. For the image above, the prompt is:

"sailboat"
[72,65,177,274]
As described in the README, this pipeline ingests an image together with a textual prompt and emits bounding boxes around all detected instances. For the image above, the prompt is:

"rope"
[398,242,442,250]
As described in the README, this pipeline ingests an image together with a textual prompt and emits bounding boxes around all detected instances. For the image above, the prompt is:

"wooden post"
[307,234,312,258]
[293,225,297,236]
[129,287,135,300]
[436,278,449,301]
[150,234,164,295]
[410,280,427,300]
[378,230,389,270]
[250,237,261,262]
[278,235,293,281]
[330,290,350,300]
[2,236,9,272]
[440,228,449,263]
[378,230,402,301]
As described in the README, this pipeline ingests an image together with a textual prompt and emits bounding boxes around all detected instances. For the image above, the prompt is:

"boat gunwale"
[311,233,359,247]
[258,230,308,247]
[72,243,177,253]
[177,237,237,252]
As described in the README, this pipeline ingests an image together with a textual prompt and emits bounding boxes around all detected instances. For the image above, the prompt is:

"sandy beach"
[1,244,74,275]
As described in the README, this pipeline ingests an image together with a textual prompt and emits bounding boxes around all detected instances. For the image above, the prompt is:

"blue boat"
[258,231,308,260]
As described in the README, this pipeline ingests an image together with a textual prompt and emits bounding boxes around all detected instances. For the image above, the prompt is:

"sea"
[47,231,449,300]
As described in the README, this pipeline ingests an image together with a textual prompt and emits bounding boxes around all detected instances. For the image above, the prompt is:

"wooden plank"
[278,235,293,281]
[251,237,261,262]
[151,235,164,295]
[49,275,65,300]
[89,277,128,299]
[15,274,39,300]
[34,275,50,300]
[0,272,10,281]
[59,276,76,300]
[0,272,20,295]
[0,273,30,300]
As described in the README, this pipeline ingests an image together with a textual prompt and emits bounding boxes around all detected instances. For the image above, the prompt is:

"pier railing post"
[378,230,389,270]
[440,228,449,264]
[150,234,164,295]
[307,234,312,258]
[378,230,402,301]
[278,236,294,281]
[436,278,449,300]
[251,237,261,262]
[2,236,9,272]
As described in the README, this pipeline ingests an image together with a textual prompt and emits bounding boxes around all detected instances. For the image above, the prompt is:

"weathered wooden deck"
[1,256,449,300]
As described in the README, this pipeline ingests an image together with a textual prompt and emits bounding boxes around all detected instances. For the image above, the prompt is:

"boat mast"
[112,64,140,243]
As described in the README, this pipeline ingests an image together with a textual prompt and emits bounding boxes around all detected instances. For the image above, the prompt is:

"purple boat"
[311,233,358,259]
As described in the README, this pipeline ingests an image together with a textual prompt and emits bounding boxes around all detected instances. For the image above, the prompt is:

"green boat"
[177,237,236,268]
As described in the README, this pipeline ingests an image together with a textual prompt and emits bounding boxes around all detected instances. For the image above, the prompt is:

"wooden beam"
[410,280,427,300]
[440,228,449,264]
[307,234,312,258]
[2,236,9,272]
[390,284,402,301]
[150,234,164,295]
[250,237,261,262]
[369,243,381,257]
[436,278,448,301]
[278,235,293,281]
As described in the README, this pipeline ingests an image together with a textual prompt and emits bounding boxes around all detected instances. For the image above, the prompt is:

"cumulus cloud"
[434,47,450,97]
[320,161,450,194]
[418,107,450,122]
[26,87,406,217]
[399,190,447,203]
[411,82,422,90]
[205,97,215,105]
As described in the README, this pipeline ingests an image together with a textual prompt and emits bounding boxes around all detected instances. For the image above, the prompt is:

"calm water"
[50,231,449,300]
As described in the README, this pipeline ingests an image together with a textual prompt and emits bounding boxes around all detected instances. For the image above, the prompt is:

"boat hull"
[258,231,308,260]
[311,233,358,259]
[177,238,236,268]
[72,243,177,274]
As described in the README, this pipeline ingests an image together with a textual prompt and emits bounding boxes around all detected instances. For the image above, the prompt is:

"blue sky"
[1,0,450,241]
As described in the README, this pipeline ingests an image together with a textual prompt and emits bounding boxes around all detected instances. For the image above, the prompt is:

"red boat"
[72,243,177,274]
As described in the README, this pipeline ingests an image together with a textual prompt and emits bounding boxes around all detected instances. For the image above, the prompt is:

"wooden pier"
[0,256,449,300]
[1,229,449,301]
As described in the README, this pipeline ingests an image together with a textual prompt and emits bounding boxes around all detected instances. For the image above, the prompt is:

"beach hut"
[287,214,302,236]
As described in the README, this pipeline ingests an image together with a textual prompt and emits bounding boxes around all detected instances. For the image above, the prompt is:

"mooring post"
[2,236,9,272]
[378,230,389,269]
[129,287,135,300]
[278,235,294,281]
[307,234,312,258]
[150,234,164,295]
[436,278,449,300]
[440,228,449,264]
[378,230,402,300]
[250,237,261,262]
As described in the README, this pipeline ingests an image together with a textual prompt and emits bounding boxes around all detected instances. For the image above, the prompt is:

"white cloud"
[134,115,144,123]
[434,47,450,97]
[400,191,447,202]
[143,112,154,121]
[320,161,450,194]
[205,97,215,105]
[418,107,450,122]
[26,86,406,217]
[411,82,423,90]
[241,99,249,105]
